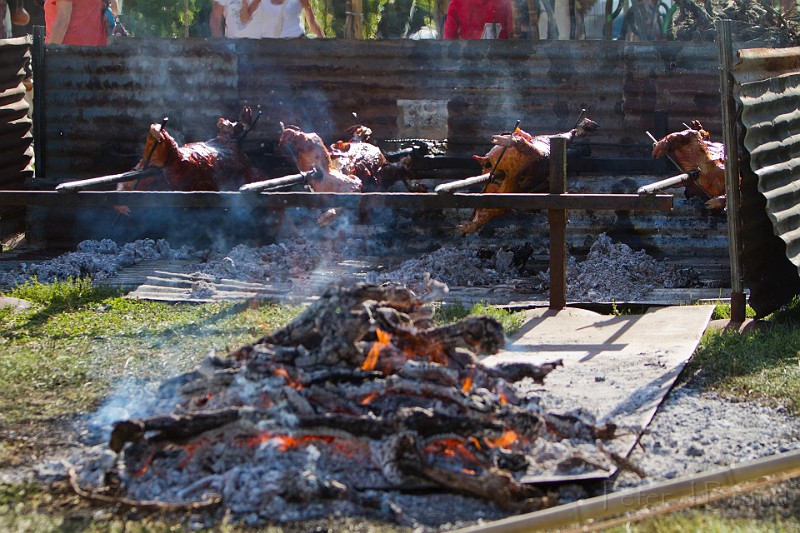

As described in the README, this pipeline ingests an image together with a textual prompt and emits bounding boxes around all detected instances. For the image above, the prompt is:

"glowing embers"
[83,282,612,523]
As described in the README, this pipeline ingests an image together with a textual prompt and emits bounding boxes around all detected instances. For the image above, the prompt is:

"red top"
[44,0,108,46]
[443,0,514,39]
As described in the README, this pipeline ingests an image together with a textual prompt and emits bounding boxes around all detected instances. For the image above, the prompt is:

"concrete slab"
[483,304,715,483]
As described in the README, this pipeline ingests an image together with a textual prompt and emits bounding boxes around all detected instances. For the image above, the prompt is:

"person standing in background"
[443,0,513,39]
[45,0,116,44]
[279,0,323,37]
[210,0,282,38]
[0,0,11,39]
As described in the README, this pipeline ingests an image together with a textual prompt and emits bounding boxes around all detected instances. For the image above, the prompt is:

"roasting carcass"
[457,118,598,234]
[278,125,363,193]
[329,125,421,192]
[650,121,729,210]
[114,109,268,216]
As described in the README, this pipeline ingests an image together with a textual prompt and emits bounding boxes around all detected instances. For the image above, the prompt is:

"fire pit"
[68,281,626,527]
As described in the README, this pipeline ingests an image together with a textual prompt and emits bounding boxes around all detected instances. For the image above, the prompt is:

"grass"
[686,298,800,412]
[0,278,303,425]
[2,279,800,532]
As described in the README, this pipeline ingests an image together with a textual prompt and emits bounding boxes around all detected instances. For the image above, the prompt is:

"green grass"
[434,301,525,336]
[0,278,302,425]
[686,296,800,412]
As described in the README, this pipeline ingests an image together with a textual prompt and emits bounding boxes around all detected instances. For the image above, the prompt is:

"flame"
[461,372,473,393]
[462,467,476,475]
[361,392,379,405]
[133,453,154,478]
[424,438,479,464]
[361,328,391,371]
[274,367,302,390]
[242,432,335,451]
[179,442,201,468]
[485,430,518,450]
[498,391,508,405]
[468,436,482,451]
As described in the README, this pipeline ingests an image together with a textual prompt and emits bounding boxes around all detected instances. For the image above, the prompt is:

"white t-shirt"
[216,0,283,38]
[279,0,305,38]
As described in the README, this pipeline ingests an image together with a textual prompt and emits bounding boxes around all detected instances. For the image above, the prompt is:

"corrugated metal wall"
[26,37,731,289]
[38,37,722,185]
[735,46,800,317]
[0,36,33,238]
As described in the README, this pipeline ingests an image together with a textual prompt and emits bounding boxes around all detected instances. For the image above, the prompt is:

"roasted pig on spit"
[329,125,420,192]
[457,117,598,234]
[650,121,729,210]
[115,108,267,216]
[278,124,421,225]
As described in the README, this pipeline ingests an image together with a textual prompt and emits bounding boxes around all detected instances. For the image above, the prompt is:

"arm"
[109,0,119,16]
[240,0,261,24]
[210,2,225,37]
[47,0,73,44]
[300,0,323,37]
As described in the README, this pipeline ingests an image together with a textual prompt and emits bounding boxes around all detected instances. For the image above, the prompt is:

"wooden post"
[549,137,568,310]
[32,25,45,182]
[717,19,746,324]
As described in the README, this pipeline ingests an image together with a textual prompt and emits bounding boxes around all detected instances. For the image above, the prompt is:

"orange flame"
[485,430,518,450]
[242,432,336,451]
[498,391,508,405]
[274,368,302,390]
[424,438,479,464]
[461,372,473,393]
[462,467,476,475]
[361,392,379,405]
[361,328,391,371]
[134,453,154,478]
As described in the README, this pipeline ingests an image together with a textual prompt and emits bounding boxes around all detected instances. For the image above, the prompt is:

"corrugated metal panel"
[28,37,731,292]
[42,39,239,183]
[735,47,800,317]
[0,36,33,238]
[40,37,722,187]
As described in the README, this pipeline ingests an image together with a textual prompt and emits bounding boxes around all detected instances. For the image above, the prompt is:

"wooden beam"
[549,137,568,310]
[0,191,674,211]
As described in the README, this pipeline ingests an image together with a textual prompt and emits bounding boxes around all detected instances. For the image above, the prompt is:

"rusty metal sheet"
[0,36,33,237]
[735,46,800,316]
[39,38,722,186]
[42,39,239,182]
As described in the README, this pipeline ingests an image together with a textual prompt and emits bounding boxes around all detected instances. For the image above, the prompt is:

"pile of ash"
[364,244,532,288]
[191,238,340,283]
[1,234,701,304]
[0,239,201,288]
[540,233,701,302]
[367,233,701,302]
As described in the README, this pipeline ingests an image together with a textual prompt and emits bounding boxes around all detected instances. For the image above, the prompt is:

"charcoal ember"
[493,448,529,472]
[486,359,564,384]
[85,282,620,525]
[397,361,460,386]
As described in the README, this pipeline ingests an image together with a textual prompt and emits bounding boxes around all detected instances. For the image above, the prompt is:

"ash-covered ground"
[6,234,796,530]
[0,233,703,303]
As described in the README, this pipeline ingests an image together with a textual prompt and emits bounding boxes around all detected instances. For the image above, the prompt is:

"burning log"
[456,116,598,234]
[76,282,620,525]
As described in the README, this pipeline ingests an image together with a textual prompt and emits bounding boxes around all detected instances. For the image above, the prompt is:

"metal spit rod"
[239,169,322,193]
